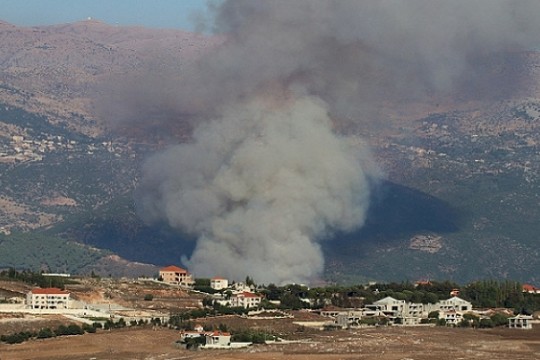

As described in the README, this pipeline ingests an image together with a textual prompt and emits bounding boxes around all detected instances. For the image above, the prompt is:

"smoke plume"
[126,1,540,283]
[138,97,371,283]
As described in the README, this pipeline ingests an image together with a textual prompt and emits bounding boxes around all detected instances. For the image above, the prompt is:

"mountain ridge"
[0,20,540,283]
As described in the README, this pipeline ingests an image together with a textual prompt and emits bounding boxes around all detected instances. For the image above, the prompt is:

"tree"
[83,323,97,333]
[479,318,494,328]
[37,328,55,339]
[116,318,126,328]
[462,313,480,328]
[245,276,255,287]
[194,278,211,286]
[490,313,509,327]
[280,293,307,310]
[66,324,84,335]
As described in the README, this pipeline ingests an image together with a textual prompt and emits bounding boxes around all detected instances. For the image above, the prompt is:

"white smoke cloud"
[138,97,371,284]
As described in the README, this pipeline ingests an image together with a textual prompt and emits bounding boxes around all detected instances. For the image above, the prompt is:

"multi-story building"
[230,292,262,308]
[27,288,70,309]
[159,265,194,286]
[431,296,472,313]
[210,277,229,290]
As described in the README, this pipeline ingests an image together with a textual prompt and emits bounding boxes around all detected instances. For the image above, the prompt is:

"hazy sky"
[0,0,211,30]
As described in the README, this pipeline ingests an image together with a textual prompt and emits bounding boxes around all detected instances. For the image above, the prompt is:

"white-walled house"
[373,296,406,313]
[431,296,472,313]
[210,277,229,290]
[334,295,475,328]
[204,331,231,347]
[364,297,424,318]
[508,314,533,329]
[230,292,262,308]
[27,288,70,309]
[441,309,463,325]
[231,282,254,293]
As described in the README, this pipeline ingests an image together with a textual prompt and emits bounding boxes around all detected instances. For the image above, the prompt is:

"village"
[1,264,539,354]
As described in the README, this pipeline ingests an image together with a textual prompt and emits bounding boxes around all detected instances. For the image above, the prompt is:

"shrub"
[92,322,103,329]
[66,324,84,335]
[479,318,494,328]
[490,313,509,327]
[83,324,97,333]
[55,325,69,336]
[37,328,55,339]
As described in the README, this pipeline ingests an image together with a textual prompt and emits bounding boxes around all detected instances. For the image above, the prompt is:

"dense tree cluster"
[0,323,99,344]
[258,280,540,314]
[0,268,71,289]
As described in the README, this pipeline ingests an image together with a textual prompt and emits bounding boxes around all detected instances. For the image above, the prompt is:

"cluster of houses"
[156,265,536,330]
[21,268,537,332]
[158,265,263,309]
[319,295,533,329]
[322,295,472,327]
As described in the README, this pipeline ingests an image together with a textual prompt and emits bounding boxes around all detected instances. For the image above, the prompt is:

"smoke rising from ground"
[119,1,540,283]
[138,97,371,283]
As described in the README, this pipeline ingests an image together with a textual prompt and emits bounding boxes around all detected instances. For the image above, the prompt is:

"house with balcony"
[431,296,472,313]
[508,314,533,329]
[230,292,262,309]
[27,288,70,309]
[336,295,474,328]
[159,265,194,286]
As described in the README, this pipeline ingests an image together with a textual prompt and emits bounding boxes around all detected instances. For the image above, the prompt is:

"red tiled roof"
[240,292,260,298]
[30,287,69,295]
[210,331,231,336]
[160,265,187,273]
[523,284,537,291]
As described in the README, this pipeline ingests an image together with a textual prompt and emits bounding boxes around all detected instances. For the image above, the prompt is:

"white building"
[335,310,363,328]
[230,292,262,308]
[210,277,229,290]
[204,331,231,347]
[349,296,474,327]
[373,296,406,314]
[27,288,70,309]
[431,296,472,313]
[441,309,463,325]
[508,314,533,329]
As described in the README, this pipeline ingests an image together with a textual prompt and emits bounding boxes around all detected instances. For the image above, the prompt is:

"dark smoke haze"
[102,1,540,284]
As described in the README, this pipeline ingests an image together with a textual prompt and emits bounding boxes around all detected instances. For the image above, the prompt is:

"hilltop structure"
[159,265,194,286]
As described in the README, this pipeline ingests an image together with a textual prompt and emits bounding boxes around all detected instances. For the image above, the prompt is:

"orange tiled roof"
[523,284,537,291]
[160,265,187,273]
[240,291,260,298]
[30,287,69,295]
[210,331,231,336]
